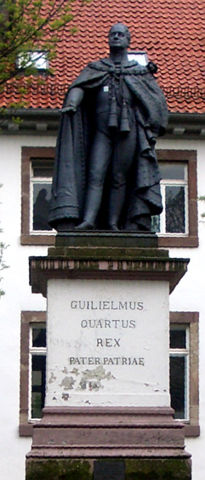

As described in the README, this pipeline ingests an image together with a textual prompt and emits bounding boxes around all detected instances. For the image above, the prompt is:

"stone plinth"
[28,406,188,458]
[26,458,191,480]
[29,233,188,297]
[26,233,191,479]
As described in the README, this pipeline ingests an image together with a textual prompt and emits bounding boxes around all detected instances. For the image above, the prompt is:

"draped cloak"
[48,58,168,229]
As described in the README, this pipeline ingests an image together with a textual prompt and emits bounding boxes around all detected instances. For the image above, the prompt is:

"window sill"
[158,235,198,248]
[20,233,198,248]
[21,234,55,246]
[19,423,34,437]
[184,424,200,437]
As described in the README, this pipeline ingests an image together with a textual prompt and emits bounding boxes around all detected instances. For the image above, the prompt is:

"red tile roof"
[1,0,204,113]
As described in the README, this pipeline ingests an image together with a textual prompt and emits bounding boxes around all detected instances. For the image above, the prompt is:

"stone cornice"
[0,109,205,139]
[29,249,189,297]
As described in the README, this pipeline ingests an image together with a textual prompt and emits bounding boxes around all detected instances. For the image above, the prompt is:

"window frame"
[157,150,198,247]
[158,164,188,235]
[169,323,190,421]
[30,159,53,234]
[19,311,47,436]
[170,312,199,437]
[19,311,199,437]
[21,147,55,245]
[21,148,198,247]
[29,322,47,421]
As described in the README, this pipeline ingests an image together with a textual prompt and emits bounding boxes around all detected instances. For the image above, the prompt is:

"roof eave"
[0,109,205,138]
[166,112,205,139]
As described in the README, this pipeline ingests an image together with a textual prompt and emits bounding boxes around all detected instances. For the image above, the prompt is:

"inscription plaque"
[46,279,170,407]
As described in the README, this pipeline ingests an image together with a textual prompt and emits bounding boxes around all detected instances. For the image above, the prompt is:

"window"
[152,162,188,235]
[21,148,198,247]
[156,150,198,247]
[170,324,189,420]
[19,312,47,436]
[20,311,199,437]
[128,51,148,66]
[170,312,199,437]
[21,147,55,245]
[16,51,49,71]
[31,159,53,232]
[29,323,47,420]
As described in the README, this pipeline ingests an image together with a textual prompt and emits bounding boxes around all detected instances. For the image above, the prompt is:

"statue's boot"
[75,221,94,230]
[108,185,126,231]
[55,219,77,232]
[76,185,103,230]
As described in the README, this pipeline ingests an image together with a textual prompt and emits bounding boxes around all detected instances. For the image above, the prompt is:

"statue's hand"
[61,105,77,114]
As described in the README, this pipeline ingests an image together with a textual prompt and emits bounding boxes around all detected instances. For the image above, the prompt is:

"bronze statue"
[49,23,168,232]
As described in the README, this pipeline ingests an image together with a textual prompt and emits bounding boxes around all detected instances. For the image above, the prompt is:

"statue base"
[26,458,191,480]
[26,407,191,479]
[54,231,158,248]
[26,233,191,479]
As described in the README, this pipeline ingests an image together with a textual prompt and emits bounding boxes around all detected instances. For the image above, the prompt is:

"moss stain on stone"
[26,457,191,480]
[26,459,92,480]
[125,458,191,480]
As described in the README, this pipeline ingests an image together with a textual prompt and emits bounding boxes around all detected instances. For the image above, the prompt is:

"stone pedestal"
[26,233,191,479]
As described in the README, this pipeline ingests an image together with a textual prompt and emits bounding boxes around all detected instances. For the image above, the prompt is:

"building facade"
[0,1,204,478]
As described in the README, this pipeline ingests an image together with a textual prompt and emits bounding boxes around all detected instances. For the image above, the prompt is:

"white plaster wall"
[0,135,55,480]
[158,137,205,480]
[0,134,205,479]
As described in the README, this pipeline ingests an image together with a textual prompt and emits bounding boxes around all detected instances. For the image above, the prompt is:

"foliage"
[0,0,86,87]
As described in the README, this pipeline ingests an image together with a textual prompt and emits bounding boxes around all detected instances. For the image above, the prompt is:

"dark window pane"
[170,356,186,419]
[32,159,54,177]
[170,328,186,348]
[31,355,46,419]
[159,163,185,180]
[32,326,46,347]
[165,186,185,233]
[33,183,52,230]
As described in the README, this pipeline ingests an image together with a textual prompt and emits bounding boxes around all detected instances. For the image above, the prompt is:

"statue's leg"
[108,125,137,230]
[76,131,112,230]
[108,179,126,231]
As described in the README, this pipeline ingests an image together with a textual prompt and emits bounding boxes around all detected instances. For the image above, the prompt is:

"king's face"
[108,25,129,50]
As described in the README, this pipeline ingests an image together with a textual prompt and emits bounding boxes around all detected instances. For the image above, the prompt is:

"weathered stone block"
[125,458,191,480]
[26,459,92,480]
[26,457,191,480]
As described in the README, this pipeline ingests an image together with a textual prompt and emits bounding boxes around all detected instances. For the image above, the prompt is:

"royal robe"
[49,58,168,229]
